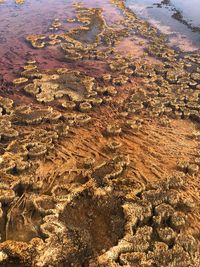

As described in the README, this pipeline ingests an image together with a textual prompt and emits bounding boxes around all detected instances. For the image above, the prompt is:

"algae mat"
[0,0,199,266]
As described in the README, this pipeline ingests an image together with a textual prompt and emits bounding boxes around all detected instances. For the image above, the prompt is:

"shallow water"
[0,0,121,81]
[170,0,200,27]
[0,0,199,83]
[126,0,200,51]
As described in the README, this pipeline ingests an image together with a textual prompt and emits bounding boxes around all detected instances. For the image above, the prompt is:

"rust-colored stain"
[0,0,199,266]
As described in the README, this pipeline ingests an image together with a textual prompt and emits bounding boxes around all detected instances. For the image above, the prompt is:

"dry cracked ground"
[0,0,199,266]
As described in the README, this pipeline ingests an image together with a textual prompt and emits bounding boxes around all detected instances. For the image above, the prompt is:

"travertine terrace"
[0,0,199,266]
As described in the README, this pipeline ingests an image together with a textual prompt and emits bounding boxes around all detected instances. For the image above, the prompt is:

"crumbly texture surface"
[0,0,199,266]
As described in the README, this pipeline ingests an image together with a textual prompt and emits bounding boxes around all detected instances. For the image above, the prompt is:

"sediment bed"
[0,0,199,266]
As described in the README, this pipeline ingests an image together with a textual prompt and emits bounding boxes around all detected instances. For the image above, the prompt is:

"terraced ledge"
[0,0,199,266]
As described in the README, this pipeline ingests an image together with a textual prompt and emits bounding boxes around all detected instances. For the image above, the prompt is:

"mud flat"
[0,0,200,266]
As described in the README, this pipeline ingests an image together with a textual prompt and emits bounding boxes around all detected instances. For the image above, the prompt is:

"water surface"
[126,0,200,51]
[0,0,121,81]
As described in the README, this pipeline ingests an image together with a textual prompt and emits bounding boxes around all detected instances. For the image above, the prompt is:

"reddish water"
[0,0,122,82]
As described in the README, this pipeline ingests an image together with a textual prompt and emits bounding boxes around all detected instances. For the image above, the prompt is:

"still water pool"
[126,0,200,51]
[0,0,120,81]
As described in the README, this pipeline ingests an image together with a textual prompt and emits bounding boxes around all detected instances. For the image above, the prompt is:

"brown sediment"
[0,0,199,266]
